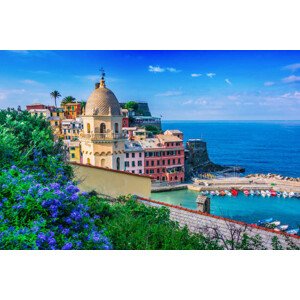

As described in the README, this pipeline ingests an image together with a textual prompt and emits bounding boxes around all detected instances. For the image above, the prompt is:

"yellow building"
[62,102,81,119]
[79,72,125,170]
[69,141,81,163]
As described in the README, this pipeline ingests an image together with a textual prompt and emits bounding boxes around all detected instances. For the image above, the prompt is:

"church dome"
[85,78,121,116]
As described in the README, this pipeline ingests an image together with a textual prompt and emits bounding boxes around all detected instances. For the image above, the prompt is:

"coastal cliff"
[184,139,244,179]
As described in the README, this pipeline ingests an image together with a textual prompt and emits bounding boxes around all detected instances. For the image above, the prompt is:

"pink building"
[139,131,185,183]
[124,141,144,174]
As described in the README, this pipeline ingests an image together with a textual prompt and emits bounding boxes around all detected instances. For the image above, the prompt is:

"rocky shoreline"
[246,173,300,182]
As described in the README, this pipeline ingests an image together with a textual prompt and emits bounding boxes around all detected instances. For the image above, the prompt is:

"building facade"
[139,132,185,183]
[62,102,81,119]
[124,140,144,174]
[79,74,126,170]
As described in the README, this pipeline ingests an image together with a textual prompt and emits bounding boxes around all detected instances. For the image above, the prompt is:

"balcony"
[79,132,126,141]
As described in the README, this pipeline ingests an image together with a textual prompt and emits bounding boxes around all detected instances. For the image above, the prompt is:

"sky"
[1,50,300,120]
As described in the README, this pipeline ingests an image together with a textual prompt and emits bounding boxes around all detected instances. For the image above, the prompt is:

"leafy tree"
[50,90,61,108]
[124,101,138,111]
[144,125,162,135]
[61,96,76,106]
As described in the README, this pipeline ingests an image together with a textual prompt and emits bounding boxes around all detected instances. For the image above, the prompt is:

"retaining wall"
[138,197,300,250]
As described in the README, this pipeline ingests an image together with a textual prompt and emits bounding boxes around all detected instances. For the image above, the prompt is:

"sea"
[162,120,300,178]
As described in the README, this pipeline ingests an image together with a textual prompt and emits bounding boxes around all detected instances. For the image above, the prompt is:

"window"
[70,147,75,150]
[178,158,181,164]
[132,171,135,174]
[87,123,91,133]
[146,170,149,174]
[151,161,154,166]
[139,170,142,174]
[116,157,120,170]
[157,160,160,166]
[132,153,135,158]
[125,161,129,167]
[138,161,142,166]
[100,123,106,133]
[162,160,165,165]
[139,153,142,157]
[173,159,176,164]
[114,123,119,133]
[71,154,75,158]
[168,159,170,165]
[132,161,135,167]
[126,153,129,158]
[55,121,58,126]
[157,169,160,173]
[146,161,149,166]
[150,170,154,174]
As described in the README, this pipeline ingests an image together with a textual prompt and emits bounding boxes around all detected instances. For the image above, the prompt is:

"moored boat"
[210,191,215,196]
[277,225,289,231]
[244,189,250,196]
[250,189,254,196]
[286,228,300,235]
[215,190,219,196]
[268,220,281,227]
[266,190,271,197]
[261,191,266,197]
[289,192,295,198]
[219,190,226,196]
[231,189,238,196]
[276,191,282,197]
[282,191,288,198]
[257,217,273,226]
[270,190,277,197]
[254,190,260,196]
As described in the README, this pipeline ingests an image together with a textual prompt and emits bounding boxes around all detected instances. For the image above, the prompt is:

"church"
[79,71,125,170]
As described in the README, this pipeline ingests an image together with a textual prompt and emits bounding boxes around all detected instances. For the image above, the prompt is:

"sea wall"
[138,197,300,249]
[71,163,151,198]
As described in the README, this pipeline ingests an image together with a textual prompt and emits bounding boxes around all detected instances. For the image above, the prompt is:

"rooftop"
[156,134,182,142]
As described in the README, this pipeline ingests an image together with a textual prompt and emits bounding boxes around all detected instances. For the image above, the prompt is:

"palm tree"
[61,96,76,106]
[50,90,61,108]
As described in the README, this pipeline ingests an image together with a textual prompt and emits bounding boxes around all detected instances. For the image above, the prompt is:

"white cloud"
[282,75,300,83]
[0,88,26,102]
[148,65,165,73]
[191,73,202,77]
[225,78,232,85]
[148,65,180,73]
[281,91,300,99]
[283,63,300,72]
[21,79,40,85]
[227,95,239,100]
[166,67,181,73]
[206,73,216,78]
[156,90,183,97]
[264,81,275,86]
[182,98,208,105]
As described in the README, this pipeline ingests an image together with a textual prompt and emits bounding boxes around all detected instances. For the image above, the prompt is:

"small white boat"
[266,190,271,197]
[276,191,282,197]
[282,191,288,198]
[255,190,260,196]
[289,192,295,198]
[215,190,219,196]
[269,220,281,227]
[261,191,266,197]
[210,191,215,196]
[277,225,289,231]
[286,228,300,235]
[250,189,255,196]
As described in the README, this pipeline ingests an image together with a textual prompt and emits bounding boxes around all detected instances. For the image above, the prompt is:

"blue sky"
[1,50,300,120]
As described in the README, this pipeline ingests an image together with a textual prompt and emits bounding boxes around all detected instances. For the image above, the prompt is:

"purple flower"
[48,237,56,246]
[62,242,73,250]
[50,183,60,190]
[38,232,47,241]
[81,191,88,196]
[62,228,70,235]
[70,193,79,201]
[11,165,17,170]
[65,217,72,224]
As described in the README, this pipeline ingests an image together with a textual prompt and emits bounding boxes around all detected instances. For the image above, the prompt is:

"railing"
[79,132,126,140]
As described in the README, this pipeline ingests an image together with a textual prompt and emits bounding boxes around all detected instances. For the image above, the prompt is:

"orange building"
[62,103,81,119]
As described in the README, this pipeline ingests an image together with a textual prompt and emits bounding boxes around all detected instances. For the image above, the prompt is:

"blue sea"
[162,120,300,177]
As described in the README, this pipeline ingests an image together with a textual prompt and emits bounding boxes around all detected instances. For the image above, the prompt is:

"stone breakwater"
[138,197,300,249]
[246,173,300,182]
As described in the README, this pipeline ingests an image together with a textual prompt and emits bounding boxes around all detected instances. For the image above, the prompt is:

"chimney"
[95,82,100,89]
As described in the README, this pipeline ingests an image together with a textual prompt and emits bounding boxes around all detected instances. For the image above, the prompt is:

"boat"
[254,190,260,196]
[289,192,295,198]
[257,217,273,226]
[219,190,226,196]
[261,191,266,197]
[277,225,289,231]
[268,220,281,227]
[276,191,282,197]
[210,191,215,196]
[215,190,219,196]
[243,189,250,196]
[282,191,288,198]
[250,189,255,196]
[231,189,238,196]
[286,228,300,235]
[266,190,271,197]
[270,190,277,197]
[294,193,300,198]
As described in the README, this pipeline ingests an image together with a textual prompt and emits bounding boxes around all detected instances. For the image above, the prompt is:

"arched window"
[116,157,120,170]
[114,123,119,133]
[87,123,91,133]
[101,158,105,167]
[100,123,106,133]
[87,157,91,165]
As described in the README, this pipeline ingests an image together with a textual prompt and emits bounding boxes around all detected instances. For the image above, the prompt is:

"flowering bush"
[0,165,112,250]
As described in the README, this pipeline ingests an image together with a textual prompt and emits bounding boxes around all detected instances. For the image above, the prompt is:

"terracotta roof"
[156,134,182,142]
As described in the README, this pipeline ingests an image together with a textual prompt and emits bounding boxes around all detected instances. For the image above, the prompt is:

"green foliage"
[88,197,222,250]
[272,236,283,250]
[61,96,76,106]
[124,101,138,111]
[235,234,267,250]
[144,125,162,135]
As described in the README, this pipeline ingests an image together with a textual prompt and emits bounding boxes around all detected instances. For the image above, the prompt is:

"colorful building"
[121,108,129,128]
[62,102,81,119]
[28,108,51,118]
[62,118,83,141]
[69,141,81,163]
[79,72,126,170]
[139,132,185,183]
[124,140,144,174]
